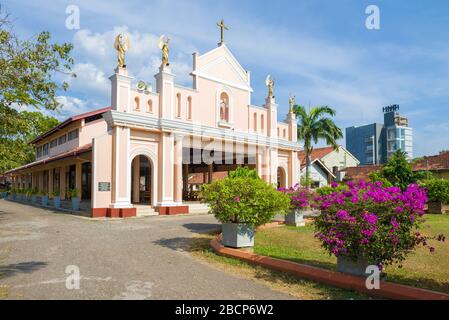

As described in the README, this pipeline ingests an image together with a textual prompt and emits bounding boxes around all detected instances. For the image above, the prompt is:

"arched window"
[261,114,264,132]
[220,92,229,122]
[134,97,140,110]
[277,127,280,136]
[187,96,192,120]
[176,93,181,117]
[147,99,153,113]
[283,128,287,138]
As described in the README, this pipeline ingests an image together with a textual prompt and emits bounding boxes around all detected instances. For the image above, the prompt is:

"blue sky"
[4,0,449,157]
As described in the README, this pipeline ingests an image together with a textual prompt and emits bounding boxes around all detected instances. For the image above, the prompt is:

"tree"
[294,105,343,187]
[0,9,74,173]
[378,150,423,191]
[0,111,59,173]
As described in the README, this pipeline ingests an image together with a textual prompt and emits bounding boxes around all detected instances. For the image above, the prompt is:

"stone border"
[210,236,449,300]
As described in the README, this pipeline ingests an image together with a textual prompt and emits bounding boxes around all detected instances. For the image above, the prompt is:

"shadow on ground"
[182,223,220,234]
[0,261,47,279]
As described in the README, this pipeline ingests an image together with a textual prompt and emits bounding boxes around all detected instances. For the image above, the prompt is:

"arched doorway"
[131,155,152,205]
[277,167,286,189]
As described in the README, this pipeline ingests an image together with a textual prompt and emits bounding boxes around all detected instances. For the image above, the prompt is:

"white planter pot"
[285,209,305,227]
[222,223,254,248]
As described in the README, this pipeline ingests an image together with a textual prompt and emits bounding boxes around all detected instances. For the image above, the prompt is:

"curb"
[210,237,449,300]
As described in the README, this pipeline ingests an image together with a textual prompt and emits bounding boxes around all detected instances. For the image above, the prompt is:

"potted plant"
[31,188,38,203]
[423,179,449,214]
[41,191,49,206]
[279,184,315,227]
[201,167,291,248]
[52,190,61,208]
[313,180,444,277]
[11,188,17,200]
[26,188,32,202]
[67,188,80,211]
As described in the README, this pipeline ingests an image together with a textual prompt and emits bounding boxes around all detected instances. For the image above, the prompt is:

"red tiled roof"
[339,165,382,181]
[297,146,335,165]
[188,172,228,184]
[30,107,111,144]
[5,143,92,174]
[413,151,449,171]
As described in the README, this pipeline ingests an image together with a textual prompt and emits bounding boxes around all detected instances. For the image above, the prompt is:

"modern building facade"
[4,31,302,218]
[346,105,413,165]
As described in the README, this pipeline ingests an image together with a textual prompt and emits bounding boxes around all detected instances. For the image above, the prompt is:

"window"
[68,129,79,141]
[50,139,58,148]
[134,96,140,110]
[147,99,153,113]
[283,129,286,138]
[36,146,42,158]
[219,92,229,122]
[42,143,49,156]
[277,128,280,136]
[253,112,257,132]
[260,114,264,132]
[187,96,192,120]
[58,134,67,145]
[176,93,181,117]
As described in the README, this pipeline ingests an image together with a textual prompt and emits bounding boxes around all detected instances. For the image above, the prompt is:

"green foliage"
[51,190,60,197]
[422,179,449,204]
[228,166,260,180]
[315,184,349,196]
[201,168,291,227]
[368,170,393,188]
[0,11,74,173]
[67,188,79,199]
[375,150,421,191]
[294,105,343,187]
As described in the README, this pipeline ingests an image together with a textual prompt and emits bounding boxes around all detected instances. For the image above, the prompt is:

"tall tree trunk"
[305,153,311,189]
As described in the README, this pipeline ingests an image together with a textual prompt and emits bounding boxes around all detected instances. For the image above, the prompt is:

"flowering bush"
[201,168,291,227]
[313,180,444,269]
[278,183,315,210]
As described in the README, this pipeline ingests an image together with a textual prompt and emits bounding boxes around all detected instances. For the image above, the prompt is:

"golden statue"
[114,33,130,68]
[217,19,229,46]
[158,35,171,67]
[265,75,274,97]
[289,94,295,112]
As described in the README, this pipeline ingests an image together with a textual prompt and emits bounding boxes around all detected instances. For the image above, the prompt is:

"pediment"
[194,45,253,92]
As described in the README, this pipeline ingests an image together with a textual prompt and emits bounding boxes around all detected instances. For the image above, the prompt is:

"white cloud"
[55,96,90,119]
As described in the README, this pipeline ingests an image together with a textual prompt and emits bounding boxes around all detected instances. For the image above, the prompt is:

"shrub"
[315,183,349,196]
[422,179,449,204]
[51,190,60,197]
[313,180,444,269]
[66,188,79,199]
[279,183,315,210]
[201,168,291,227]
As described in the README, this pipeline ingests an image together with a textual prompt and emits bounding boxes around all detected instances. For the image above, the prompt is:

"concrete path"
[0,200,293,300]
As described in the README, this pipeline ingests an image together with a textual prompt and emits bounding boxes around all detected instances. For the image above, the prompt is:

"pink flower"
[234,196,240,203]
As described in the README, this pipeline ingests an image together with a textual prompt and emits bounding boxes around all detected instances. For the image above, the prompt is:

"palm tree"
[294,105,343,187]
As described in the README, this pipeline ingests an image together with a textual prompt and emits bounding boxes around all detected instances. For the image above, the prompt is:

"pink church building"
[5,34,302,218]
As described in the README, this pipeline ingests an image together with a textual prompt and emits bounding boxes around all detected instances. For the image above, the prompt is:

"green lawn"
[254,215,449,294]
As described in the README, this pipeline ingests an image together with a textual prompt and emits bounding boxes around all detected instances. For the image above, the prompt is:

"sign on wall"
[98,182,111,192]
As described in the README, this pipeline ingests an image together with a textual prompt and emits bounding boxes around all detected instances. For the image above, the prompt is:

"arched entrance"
[131,155,152,205]
[277,167,286,189]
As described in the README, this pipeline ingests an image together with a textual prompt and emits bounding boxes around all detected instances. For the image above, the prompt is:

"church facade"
[5,29,302,218]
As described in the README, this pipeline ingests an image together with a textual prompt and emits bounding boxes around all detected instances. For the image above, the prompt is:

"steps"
[134,205,157,217]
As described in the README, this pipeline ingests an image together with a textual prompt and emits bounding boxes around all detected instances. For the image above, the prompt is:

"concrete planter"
[222,223,254,248]
[337,255,384,279]
[72,197,80,211]
[41,195,48,206]
[12,193,17,201]
[1,192,6,199]
[31,195,37,203]
[53,196,61,208]
[285,209,305,227]
[428,202,445,214]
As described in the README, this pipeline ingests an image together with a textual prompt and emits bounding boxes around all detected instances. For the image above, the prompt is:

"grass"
[189,233,374,300]
[254,215,449,294]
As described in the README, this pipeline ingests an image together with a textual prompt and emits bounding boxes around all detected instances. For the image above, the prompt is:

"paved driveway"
[0,200,293,300]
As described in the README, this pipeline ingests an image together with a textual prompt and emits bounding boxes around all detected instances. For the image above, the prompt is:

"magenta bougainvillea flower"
[311,180,444,266]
